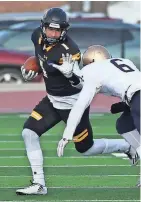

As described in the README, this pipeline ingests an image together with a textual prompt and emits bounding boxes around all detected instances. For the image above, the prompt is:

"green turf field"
[0,113,140,202]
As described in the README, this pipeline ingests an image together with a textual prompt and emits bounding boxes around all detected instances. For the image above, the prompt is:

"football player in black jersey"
[16,8,139,195]
[16,8,94,195]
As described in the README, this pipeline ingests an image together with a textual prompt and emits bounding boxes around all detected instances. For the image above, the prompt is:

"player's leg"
[116,110,140,160]
[16,96,61,195]
[130,91,140,157]
[69,107,132,156]
[116,105,141,187]
[57,107,137,162]
[130,91,140,133]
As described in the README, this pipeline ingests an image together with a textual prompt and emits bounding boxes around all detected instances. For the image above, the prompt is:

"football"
[23,56,39,72]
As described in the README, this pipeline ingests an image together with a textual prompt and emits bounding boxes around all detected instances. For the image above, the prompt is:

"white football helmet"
[82,45,111,66]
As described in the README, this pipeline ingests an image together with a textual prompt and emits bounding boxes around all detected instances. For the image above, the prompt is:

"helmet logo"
[49,23,60,29]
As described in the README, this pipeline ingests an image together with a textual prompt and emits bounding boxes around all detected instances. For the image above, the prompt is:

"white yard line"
[0,132,116,137]
[0,134,18,137]
[0,186,138,189]
[0,200,139,202]
[0,148,26,150]
[0,141,60,143]
[0,165,137,168]
[0,175,139,177]
[0,156,115,159]
[0,148,76,150]
[0,113,105,118]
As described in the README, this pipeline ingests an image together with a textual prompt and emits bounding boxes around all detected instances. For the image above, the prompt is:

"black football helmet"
[41,7,70,44]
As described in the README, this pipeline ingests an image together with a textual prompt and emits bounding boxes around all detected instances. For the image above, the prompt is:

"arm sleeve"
[63,80,99,140]
[59,37,81,65]
[31,30,37,47]
[31,28,41,46]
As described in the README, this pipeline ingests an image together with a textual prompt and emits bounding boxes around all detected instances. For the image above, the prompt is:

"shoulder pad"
[61,43,69,50]
[62,36,80,53]
[31,27,42,45]
[59,36,81,64]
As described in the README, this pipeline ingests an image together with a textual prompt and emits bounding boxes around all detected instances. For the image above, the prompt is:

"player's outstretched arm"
[52,53,74,78]
[57,81,97,157]
[52,53,83,88]
[63,83,96,140]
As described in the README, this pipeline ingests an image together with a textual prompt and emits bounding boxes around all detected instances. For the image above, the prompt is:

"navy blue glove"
[111,102,130,114]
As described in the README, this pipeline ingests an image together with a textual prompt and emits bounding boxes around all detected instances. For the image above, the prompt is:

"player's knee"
[116,118,123,134]
[22,128,40,151]
[116,115,135,135]
[74,138,93,153]
[23,118,44,136]
[22,128,29,140]
[116,117,129,134]
[75,142,93,153]
[73,129,93,153]
[82,146,93,156]
[22,128,38,141]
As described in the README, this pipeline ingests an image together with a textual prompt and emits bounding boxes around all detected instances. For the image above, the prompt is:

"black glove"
[110,102,130,114]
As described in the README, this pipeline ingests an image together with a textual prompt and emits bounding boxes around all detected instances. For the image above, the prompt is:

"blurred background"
[0,1,140,113]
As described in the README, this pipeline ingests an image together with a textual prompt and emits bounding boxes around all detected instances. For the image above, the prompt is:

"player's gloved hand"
[52,53,75,78]
[21,66,38,81]
[57,138,69,157]
[110,102,130,114]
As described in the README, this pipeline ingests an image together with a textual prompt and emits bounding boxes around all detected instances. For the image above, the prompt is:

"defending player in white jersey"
[55,45,140,186]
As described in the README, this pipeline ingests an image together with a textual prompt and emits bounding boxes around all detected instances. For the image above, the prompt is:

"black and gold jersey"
[31,27,81,96]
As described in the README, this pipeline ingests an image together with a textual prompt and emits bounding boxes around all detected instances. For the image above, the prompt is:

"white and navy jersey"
[82,58,141,101]
[63,58,141,140]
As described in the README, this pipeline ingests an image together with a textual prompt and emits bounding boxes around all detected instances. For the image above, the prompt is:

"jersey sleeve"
[59,37,81,65]
[31,27,42,47]
[31,28,42,73]
[58,37,82,87]
[62,78,100,140]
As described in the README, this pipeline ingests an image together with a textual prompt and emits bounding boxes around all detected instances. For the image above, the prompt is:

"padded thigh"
[73,107,94,153]
[116,111,136,134]
[74,121,94,153]
[130,91,140,133]
[56,107,94,153]
[23,96,61,136]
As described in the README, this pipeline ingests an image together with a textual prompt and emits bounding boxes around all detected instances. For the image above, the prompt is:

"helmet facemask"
[40,19,69,45]
[40,8,70,45]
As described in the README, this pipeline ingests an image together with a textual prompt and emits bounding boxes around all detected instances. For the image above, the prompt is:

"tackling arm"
[63,81,98,140]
